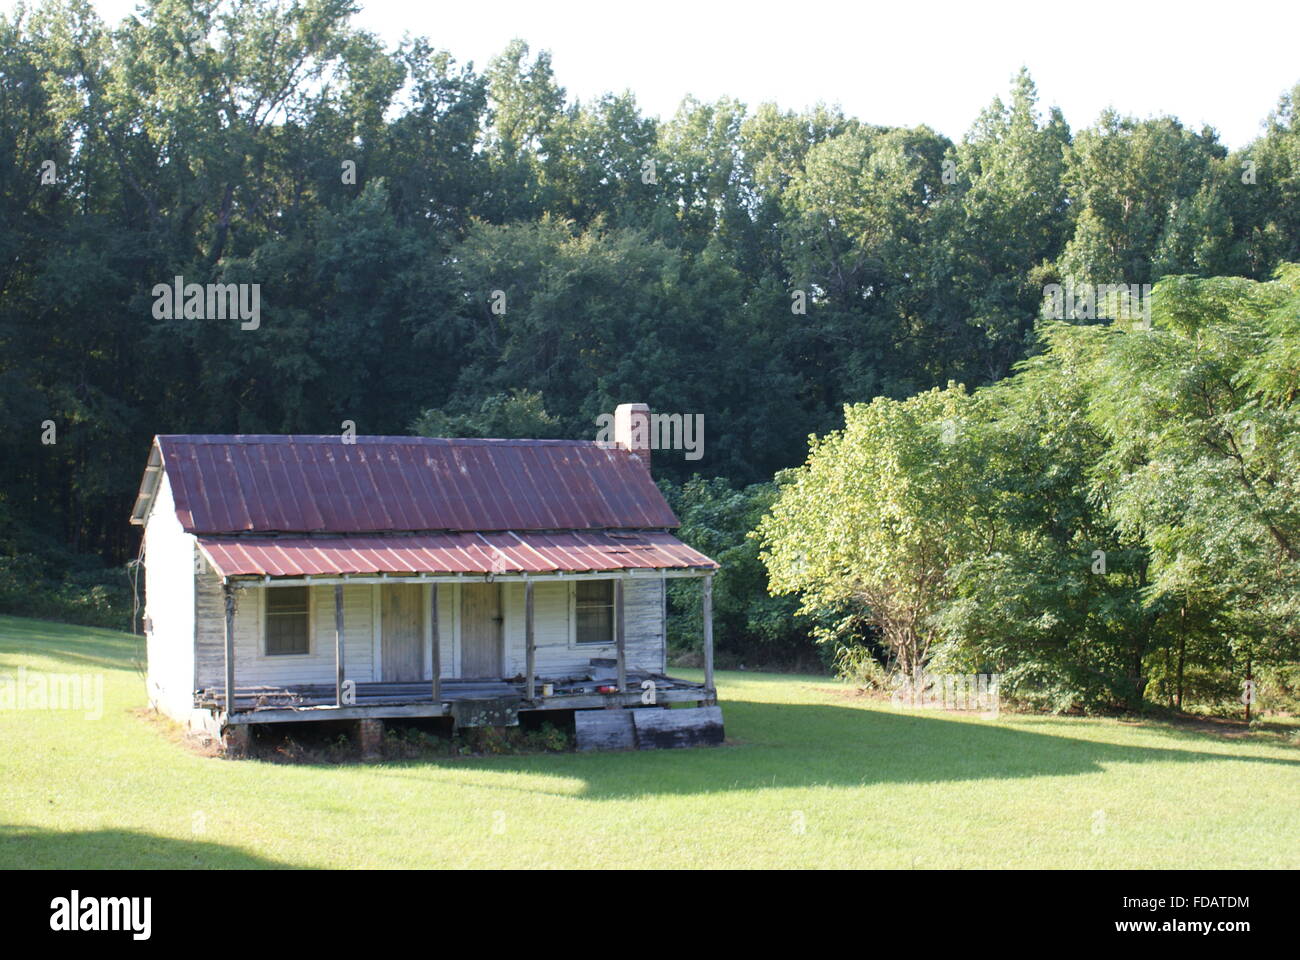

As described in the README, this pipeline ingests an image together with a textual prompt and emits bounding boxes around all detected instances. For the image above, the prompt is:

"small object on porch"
[588,657,618,681]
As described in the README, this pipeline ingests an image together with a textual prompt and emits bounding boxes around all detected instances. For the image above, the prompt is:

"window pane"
[575,580,613,645]
[266,587,309,655]
[576,607,612,645]
[576,580,612,604]
[267,587,309,615]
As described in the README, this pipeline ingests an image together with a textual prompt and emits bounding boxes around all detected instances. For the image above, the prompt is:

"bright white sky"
[17,0,1300,148]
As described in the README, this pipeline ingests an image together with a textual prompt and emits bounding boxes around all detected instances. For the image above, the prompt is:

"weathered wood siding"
[460,582,503,677]
[427,583,456,682]
[632,705,725,749]
[193,574,667,691]
[143,472,197,720]
[501,577,665,678]
[575,709,636,750]
[381,583,423,681]
[195,571,376,689]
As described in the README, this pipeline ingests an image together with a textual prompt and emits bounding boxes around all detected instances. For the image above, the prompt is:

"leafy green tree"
[929,329,1167,711]
[758,385,982,678]
[1236,84,1300,274]
[943,69,1072,381]
[1058,112,1225,286]
[4,0,1300,688]
[660,477,809,665]
[480,39,564,222]
[1086,267,1300,684]
[411,389,563,439]
[540,91,659,229]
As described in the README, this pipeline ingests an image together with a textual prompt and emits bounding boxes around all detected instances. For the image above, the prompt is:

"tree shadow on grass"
[0,617,140,672]
[366,699,1300,800]
[0,824,292,869]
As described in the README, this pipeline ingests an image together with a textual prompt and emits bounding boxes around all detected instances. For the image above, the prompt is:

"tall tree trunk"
[1175,604,1186,710]
[1163,642,1173,708]
[1130,650,1146,710]
[1245,653,1253,723]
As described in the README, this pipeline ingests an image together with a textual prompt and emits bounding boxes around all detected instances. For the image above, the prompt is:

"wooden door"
[382,584,423,682]
[461,583,503,678]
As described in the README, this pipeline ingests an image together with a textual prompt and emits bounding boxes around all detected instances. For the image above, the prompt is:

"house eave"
[219,567,716,588]
[129,441,164,525]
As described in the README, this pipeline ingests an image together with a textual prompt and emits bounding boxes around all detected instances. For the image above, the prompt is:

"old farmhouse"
[129,404,722,754]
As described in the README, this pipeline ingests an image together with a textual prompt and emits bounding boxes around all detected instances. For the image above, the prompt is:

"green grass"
[1,614,1297,869]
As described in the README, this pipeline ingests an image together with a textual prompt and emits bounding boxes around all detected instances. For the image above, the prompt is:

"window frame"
[568,578,616,648]
[260,585,314,659]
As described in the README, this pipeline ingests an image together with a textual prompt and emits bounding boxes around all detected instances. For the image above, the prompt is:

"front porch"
[205,571,718,742]
[199,669,714,725]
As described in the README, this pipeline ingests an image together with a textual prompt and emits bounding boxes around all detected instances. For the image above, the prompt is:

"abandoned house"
[129,404,723,754]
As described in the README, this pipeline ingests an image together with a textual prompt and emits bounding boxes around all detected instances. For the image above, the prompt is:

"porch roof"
[197,529,717,579]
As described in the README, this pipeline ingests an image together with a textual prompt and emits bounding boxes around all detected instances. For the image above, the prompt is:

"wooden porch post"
[223,584,236,715]
[334,584,345,706]
[525,580,536,700]
[430,583,441,703]
[615,577,626,693]
[702,574,714,693]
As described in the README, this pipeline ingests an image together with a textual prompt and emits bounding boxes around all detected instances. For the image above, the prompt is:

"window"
[574,580,614,645]
[265,587,310,655]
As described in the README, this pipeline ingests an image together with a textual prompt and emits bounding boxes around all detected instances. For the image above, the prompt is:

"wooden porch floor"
[196,671,708,713]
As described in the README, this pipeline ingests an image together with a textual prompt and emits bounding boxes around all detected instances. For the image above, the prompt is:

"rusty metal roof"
[138,435,679,534]
[197,530,717,578]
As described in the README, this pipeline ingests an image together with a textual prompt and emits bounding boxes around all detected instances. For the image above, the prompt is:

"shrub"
[0,553,133,631]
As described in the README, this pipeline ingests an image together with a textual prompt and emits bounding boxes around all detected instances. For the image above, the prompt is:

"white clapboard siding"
[143,472,197,720]
[195,571,376,688]
[502,577,665,678]
[311,584,376,682]
[193,572,668,688]
[425,583,458,682]
[623,577,667,673]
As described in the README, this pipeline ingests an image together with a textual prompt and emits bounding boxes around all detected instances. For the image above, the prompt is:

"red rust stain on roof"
[197,530,718,578]
[153,435,677,534]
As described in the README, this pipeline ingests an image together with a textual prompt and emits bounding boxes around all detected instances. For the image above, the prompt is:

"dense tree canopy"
[3,1,1299,701]
[761,268,1300,711]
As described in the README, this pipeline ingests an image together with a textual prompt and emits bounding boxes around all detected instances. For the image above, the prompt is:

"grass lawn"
[1,614,1297,869]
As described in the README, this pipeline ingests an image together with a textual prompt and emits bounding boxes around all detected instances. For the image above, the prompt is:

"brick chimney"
[614,402,651,471]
